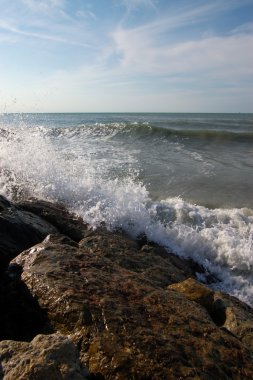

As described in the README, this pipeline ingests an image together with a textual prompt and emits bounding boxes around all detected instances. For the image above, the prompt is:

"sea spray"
[0,113,253,305]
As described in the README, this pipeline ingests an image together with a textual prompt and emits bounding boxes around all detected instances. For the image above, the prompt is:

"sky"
[0,0,252,113]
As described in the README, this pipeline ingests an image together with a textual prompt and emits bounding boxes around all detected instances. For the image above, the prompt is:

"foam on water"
[0,122,252,305]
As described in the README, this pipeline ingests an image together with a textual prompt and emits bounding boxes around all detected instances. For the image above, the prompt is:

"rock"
[18,199,89,242]
[0,195,57,271]
[13,233,253,379]
[0,333,88,380]
[79,230,202,288]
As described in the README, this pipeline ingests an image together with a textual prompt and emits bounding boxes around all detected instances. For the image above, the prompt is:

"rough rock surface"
[14,233,253,379]
[0,333,88,380]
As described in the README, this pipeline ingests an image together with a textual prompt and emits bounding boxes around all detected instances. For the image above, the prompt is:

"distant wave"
[43,122,253,143]
[115,123,253,142]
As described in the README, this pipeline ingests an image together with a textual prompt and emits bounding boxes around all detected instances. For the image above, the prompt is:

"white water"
[0,121,252,305]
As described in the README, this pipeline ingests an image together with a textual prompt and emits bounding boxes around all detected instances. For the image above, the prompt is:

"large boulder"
[0,195,89,271]
[18,199,88,242]
[0,333,88,380]
[14,233,253,379]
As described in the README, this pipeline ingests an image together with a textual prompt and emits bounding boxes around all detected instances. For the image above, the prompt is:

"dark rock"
[0,195,12,211]
[18,198,89,242]
[0,333,89,380]
[6,263,23,280]
[0,267,51,342]
[0,196,57,271]
[13,233,253,379]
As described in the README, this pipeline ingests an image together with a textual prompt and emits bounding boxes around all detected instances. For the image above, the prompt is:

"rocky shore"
[0,194,253,379]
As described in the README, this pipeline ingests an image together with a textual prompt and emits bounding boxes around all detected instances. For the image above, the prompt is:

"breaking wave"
[0,117,253,305]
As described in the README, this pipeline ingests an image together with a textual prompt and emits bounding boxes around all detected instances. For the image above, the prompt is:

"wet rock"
[14,233,253,379]
[79,230,200,288]
[0,333,88,380]
[0,196,57,271]
[18,198,89,242]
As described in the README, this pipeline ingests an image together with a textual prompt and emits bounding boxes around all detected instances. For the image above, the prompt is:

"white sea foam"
[0,122,252,305]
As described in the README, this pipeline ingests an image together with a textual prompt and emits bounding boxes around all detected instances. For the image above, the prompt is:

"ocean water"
[0,112,253,305]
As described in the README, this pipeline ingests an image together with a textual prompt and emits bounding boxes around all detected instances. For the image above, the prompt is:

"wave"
[2,117,253,144]
[44,122,253,143]
[0,122,253,305]
[111,123,253,142]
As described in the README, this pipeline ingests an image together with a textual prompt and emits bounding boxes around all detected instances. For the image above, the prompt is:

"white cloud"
[0,0,252,112]
[0,0,96,48]
[112,28,253,77]
[0,18,92,47]
[110,0,253,88]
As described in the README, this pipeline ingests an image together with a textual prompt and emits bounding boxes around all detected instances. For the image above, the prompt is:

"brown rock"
[0,333,88,380]
[79,229,200,287]
[13,233,253,379]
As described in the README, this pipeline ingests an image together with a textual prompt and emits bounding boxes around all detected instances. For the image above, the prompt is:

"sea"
[0,112,252,305]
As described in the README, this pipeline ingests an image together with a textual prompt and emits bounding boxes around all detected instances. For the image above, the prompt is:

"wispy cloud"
[110,0,253,84]
[0,0,252,112]
[75,9,98,21]
[0,18,92,47]
[17,0,252,97]
[230,21,253,35]
[0,0,99,49]
[119,0,157,12]
[117,0,251,37]
[112,30,253,75]
[22,0,65,13]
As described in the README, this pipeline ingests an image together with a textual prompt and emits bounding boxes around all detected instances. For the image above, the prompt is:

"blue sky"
[0,0,252,112]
